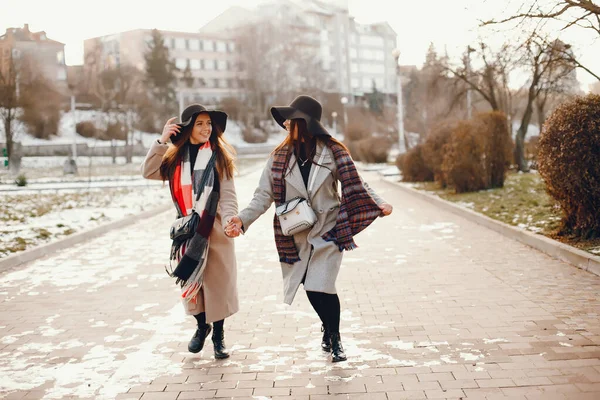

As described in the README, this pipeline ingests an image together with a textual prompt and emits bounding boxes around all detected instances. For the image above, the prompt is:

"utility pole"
[392,48,406,154]
[466,45,476,119]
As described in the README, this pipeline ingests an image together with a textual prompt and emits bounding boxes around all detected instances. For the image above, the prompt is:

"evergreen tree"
[181,62,195,89]
[368,79,384,114]
[144,29,177,112]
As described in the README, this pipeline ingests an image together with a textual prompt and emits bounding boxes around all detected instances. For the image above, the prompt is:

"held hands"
[160,117,180,144]
[379,203,393,217]
[224,216,243,238]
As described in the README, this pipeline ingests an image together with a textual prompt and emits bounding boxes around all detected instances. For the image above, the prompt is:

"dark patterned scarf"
[272,141,381,264]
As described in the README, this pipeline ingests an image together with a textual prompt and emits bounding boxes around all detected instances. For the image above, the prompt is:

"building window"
[57,68,67,81]
[170,38,176,49]
[175,58,187,70]
[190,59,201,70]
[175,38,186,50]
[214,79,220,88]
[216,41,227,52]
[204,40,214,52]
[189,39,200,51]
[56,50,65,65]
[204,59,214,70]
[228,42,235,52]
[218,60,227,71]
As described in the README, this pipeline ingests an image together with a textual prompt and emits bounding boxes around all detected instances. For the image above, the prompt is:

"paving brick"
[0,170,599,400]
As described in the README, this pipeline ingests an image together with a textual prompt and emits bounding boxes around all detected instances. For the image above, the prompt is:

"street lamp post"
[392,48,406,154]
[340,96,348,134]
[466,46,476,119]
[331,111,338,136]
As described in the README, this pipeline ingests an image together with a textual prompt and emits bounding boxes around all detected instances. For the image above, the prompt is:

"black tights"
[193,312,224,331]
[306,291,341,333]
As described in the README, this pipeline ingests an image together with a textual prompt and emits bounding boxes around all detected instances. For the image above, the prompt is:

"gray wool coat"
[238,141,385,305]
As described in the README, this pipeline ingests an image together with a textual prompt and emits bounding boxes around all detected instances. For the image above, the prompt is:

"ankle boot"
[321,324,331,352]
[212,326,230,359]
[330,332,347,362]
[188,323,212,354]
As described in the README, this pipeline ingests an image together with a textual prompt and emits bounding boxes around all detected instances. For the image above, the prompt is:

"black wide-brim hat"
[177,104,228,135]
[270,95,330,137]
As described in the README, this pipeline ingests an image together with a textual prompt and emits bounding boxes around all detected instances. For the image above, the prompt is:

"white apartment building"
[201,0,398,102]
[83,29,241,104]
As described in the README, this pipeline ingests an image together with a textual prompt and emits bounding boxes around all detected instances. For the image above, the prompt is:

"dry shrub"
[76,121,97,138]
[441,121,487,193]
[400,144,434,182]
[538,94,600,238]
[421,120,455,187]
[475,111,512,188]
[525,136,539,169]
[105,122,127,140]
[346,137,391,163]
[18,61,63,139]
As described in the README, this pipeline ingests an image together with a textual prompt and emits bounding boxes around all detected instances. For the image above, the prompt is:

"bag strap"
[307,147,327,201]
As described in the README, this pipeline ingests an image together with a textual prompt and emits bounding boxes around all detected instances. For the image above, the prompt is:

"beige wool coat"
[141,141,239,323]
[238,141,384,305]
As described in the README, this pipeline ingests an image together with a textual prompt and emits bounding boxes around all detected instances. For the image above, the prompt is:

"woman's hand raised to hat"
[160,117,180,144]
[379,203,393,217]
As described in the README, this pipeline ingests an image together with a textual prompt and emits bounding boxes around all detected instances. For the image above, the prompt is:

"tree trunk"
[3,109,20,174]
[515,101,534,172]
[536,99,546,133]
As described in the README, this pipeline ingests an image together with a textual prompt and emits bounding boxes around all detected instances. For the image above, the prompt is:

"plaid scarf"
[272,141,381,264]
[168,142,220,303]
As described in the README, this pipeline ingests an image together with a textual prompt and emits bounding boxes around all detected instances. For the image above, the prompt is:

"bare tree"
[0,51,19,172]
[482,0,600,81]
[445,41,516,114]
[234,20,329,127]
[513,33,576,171]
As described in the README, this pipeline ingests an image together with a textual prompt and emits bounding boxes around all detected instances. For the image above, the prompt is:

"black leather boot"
[321,324,331,352]
[330,332,347,362]
[212,325,230,359]
[188,323,212,354]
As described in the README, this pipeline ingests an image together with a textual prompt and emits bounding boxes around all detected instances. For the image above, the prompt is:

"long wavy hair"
[159,113,236,181]
[273,119,349,174]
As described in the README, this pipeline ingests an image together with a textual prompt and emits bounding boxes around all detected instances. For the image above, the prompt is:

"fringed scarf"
[272,141,382,264]
[168,141,220,303]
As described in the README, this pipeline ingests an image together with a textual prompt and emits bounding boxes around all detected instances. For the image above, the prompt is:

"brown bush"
[400,144,434,182]
[76,121,98,138]
[421,120,455,187]
[241,126,268,143]
[474,111,512,188]
[105,122,127,140]
[345,137,391,163]
[17,60,63,139]
[525,136,539,169]
[538,94,600,238]
[441,121,487,193]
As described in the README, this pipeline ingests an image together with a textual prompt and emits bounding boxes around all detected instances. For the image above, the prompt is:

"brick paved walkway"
[1,169,599,400]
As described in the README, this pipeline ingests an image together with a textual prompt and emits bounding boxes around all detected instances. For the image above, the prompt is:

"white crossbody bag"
[275,150,327,236]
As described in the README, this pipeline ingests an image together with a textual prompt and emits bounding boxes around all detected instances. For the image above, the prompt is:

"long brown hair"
[272,119,349,174]
[159,113,236,181]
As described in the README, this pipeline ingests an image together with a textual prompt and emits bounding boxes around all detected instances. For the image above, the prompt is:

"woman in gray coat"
[227,95,392,362]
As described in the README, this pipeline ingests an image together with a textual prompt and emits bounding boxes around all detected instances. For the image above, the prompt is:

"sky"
[1,0,599,91]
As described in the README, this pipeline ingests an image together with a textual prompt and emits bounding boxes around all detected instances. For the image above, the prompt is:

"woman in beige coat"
[227,95,392,362]
[142,104,239,359]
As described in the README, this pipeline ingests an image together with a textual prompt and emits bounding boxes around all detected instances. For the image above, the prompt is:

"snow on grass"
[0,186,171,259]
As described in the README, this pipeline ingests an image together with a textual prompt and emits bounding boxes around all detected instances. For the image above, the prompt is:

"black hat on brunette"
[270,95,330,137]
[177,104,228,135]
